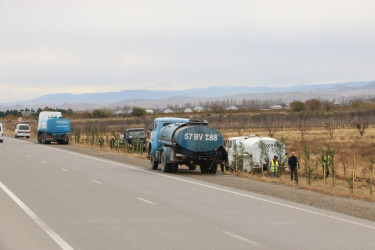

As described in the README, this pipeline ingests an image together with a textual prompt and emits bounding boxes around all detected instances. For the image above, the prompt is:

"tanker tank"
[159,121,223,156]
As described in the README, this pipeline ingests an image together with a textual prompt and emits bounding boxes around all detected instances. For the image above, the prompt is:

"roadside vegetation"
[1,98,375,201]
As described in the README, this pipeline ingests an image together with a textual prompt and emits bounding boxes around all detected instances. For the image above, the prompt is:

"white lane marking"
[36,143,375,231]
[26,155,31,158]
[137,197,155,205]
[90,179,102,185]
[61,168,69,172]
[222,231,260,246]
[0,181,74,250]
[41,161,48,164]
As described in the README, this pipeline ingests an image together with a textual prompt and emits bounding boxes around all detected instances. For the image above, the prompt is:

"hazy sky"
[1,0,374,102]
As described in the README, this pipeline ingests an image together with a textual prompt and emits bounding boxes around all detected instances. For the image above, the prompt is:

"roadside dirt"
[47,143,375,222]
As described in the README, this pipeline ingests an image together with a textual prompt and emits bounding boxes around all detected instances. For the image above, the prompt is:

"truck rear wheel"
[209,164,218,174]
[170,163,178,173]
[200,164,209,173]
[161,152,171,173]
[42,134,51,144]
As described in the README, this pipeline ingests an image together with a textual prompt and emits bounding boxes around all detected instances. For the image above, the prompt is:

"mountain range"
[1,81,375,111]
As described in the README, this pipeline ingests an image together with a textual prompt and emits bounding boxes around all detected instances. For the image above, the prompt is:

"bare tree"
[369,157,374,195]
[322,100,333,112]
[341,154,348,179]
[353,116,369,136]
[263,116,278,138]
[297,118,310,139]
[123,105,132,117]
[324,121,336,139]
[211,102,225,114]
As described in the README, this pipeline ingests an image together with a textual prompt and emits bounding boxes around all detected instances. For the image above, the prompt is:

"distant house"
[21,111,34,117]
[227,106,239,111]
[184,108,193,113]
[145,109,154,114]
[115,109,132,115]
[193,106,204,112]
[163,108,174,114]
[260,106,271,111]
[271,105,283,110]
[333,101,341,106]
[115,110,125,115]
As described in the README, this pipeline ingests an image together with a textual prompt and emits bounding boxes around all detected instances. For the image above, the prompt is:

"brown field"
[2,115,374,201]
[221,126,375,202]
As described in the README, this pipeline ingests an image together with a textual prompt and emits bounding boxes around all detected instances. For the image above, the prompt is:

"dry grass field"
[221,126,375,201]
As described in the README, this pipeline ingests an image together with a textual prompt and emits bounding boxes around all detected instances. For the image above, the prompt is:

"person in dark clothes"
[219,146,228,173]
[110,137,115,150]
[288,152,298,181]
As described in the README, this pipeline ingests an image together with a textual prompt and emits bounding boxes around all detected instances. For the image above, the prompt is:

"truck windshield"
[128,131,145,137]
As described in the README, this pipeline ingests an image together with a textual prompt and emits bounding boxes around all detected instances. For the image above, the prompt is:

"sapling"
[369,157,374,195]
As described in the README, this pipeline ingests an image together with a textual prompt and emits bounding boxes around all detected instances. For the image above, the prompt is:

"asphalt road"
[1,137,375,250]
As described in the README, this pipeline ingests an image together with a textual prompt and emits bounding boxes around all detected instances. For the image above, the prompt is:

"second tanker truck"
[37,111,70,144]
[149,117,226,174]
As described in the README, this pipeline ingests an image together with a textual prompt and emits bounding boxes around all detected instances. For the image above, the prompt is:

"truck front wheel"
[161,152,171,173]
[150,154,158,170]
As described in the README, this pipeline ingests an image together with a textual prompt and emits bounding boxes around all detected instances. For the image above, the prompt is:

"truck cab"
[149,117,189,168]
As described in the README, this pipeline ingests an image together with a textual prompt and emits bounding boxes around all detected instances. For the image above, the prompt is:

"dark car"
[119,128,147,151]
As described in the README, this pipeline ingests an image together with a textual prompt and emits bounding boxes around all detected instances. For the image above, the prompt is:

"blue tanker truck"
[148,117,226,173]
[37,111,70,144]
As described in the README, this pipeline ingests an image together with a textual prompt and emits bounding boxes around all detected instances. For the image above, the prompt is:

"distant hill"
[1,80,374,110]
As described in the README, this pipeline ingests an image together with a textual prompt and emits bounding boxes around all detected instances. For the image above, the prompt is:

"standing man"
[269,156,279,178]
[322,151,330,178]
[219,146,228,173]
[110,137,115,150]
[288,152,298,181]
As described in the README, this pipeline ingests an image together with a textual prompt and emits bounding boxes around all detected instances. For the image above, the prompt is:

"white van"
[0,123,3,142]
[226,135,285,172]
[15,124,31,138]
